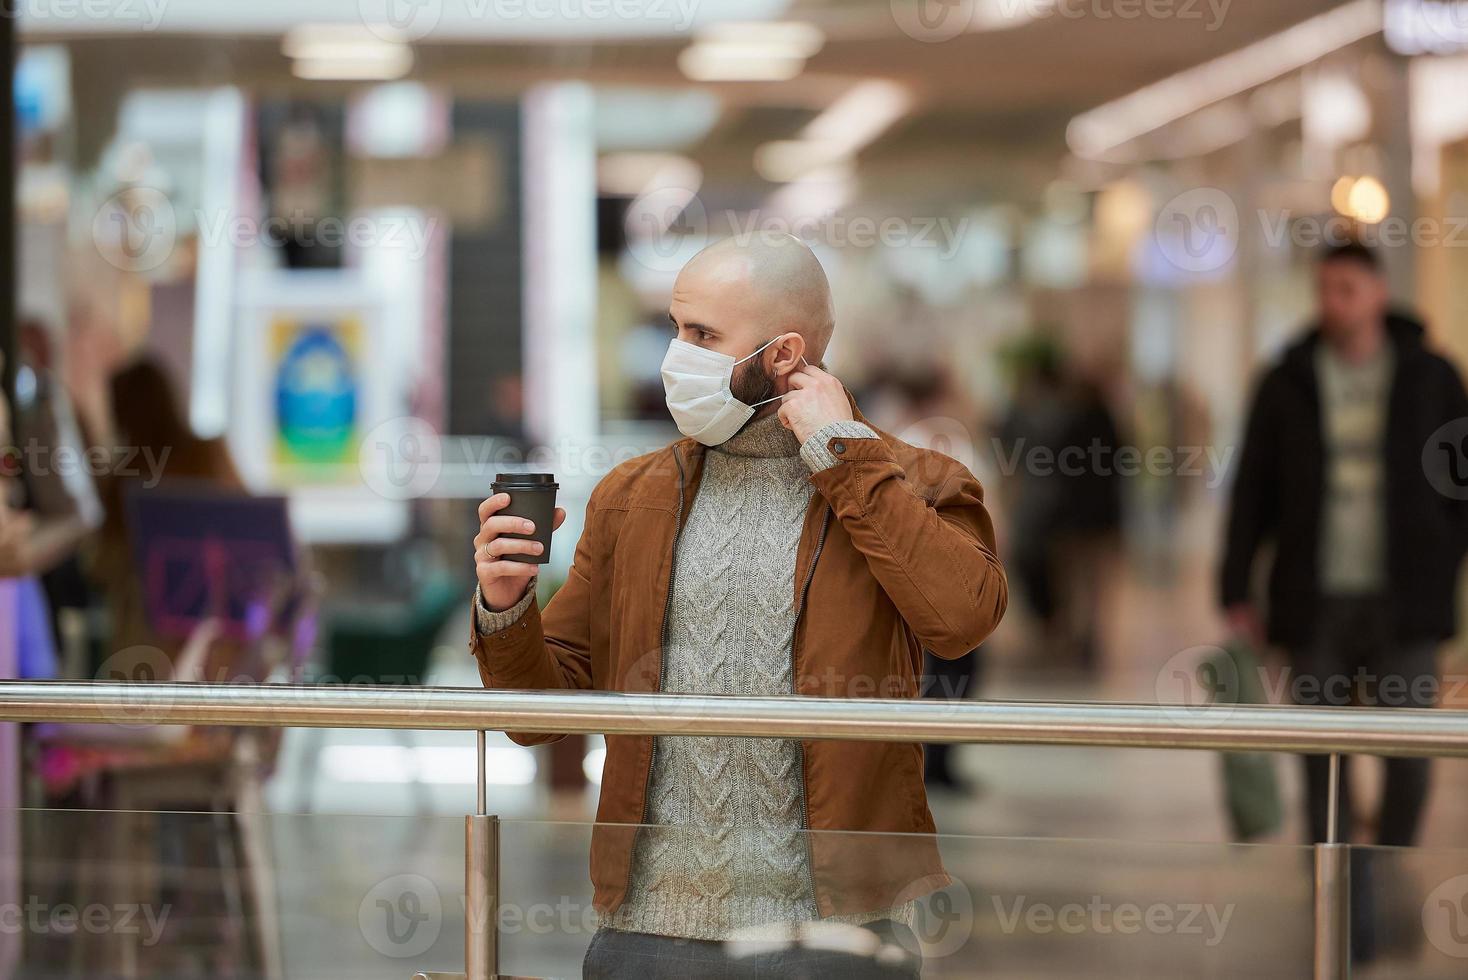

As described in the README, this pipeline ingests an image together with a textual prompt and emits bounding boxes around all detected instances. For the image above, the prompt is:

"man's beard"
[731,354,776,407]
[729,353,777,436]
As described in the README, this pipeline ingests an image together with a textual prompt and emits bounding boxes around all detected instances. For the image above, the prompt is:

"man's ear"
[768,333,806,377]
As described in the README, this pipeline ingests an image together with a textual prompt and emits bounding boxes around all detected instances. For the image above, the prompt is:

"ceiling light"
[802,80,912,158]
[678,44,805,82]
[754,140,836,182]
[679,19,823,82]
[694,21,825,59]
[284,24,413,82]
[1067,0,1381,159]
[1345,176,1390,224]
[597,152,702,197]
[753,81,913,183]
[292,54,413,81]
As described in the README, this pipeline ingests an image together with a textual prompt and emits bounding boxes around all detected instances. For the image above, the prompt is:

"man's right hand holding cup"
[474,493,566,611]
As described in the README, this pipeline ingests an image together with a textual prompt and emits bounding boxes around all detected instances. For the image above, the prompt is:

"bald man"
[470,234,1007,978]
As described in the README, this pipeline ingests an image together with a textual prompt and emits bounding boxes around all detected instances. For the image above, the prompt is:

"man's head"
[668,233,834,407]
[1316,241,1389,346]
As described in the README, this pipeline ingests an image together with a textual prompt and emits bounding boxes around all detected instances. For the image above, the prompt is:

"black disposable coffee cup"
[491,473,558,564]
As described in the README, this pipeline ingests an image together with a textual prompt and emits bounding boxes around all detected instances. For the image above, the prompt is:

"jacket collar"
[668,384,876,461]
[665,385,877,512]
[1282,310,1427,386]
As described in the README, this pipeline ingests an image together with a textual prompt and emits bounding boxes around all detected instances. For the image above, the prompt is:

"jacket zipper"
[791,505,832,918]
[628,448,686,896]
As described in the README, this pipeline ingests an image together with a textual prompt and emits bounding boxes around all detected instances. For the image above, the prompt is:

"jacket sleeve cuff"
[474,581,536,636]
[800,421,880,473]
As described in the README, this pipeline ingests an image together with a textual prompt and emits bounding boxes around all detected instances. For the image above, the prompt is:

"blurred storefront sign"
[1385,0,1468,55]
[232,274,411,543]
[351,138,503,230]
[272,316,364,472]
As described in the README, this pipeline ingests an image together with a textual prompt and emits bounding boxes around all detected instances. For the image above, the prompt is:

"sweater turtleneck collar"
[712,411,801,459]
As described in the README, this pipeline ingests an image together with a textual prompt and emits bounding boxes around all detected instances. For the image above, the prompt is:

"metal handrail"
[1,680,1466,757]
[6,679,1450,979]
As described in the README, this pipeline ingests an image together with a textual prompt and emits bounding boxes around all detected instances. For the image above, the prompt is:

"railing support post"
[466,730,499,980]
[1313,753,1349,980]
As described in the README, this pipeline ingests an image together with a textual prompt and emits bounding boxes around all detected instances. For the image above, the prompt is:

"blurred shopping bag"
[1204,642,1284,841]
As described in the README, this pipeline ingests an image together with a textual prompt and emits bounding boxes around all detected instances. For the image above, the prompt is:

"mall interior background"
[4,0,1468,976]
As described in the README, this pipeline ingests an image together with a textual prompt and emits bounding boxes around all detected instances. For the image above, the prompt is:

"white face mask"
[661,336,786,446]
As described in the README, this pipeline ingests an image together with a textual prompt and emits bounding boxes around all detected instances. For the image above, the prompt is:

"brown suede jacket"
[470,399,1007,918]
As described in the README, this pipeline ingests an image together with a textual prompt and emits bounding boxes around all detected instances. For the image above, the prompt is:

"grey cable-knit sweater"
[478,413,902,940]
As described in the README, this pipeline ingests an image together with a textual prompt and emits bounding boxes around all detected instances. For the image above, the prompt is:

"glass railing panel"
[495,820,1316,978]
[1353,843,1468,979]
[11,807,465,978]
[0,807,1336,977]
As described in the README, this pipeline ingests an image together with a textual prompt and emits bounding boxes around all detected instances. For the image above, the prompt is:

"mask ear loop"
[732,335,782,367]
[747,354,810,408]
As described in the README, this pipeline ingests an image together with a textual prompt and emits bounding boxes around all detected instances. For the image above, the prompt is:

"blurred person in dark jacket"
[1221,242,1468,958]
[998,341,1124,670]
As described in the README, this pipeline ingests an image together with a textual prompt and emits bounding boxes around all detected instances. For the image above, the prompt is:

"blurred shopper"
[13,319,106,664]
[1052,376,1124,670]
[1,350,91,682]
[94,357,244,667]
[1222,243,1468,892]
[0,348,98,586]
[471,235,1007,978]
[997,341,1069,641]
[998,340,1123,669]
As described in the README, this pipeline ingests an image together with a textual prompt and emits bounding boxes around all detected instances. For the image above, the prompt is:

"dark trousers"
[1290,597,1438,962]
[583,919,922,979]
[1289,597,1438,848]
[922,648,980,784]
